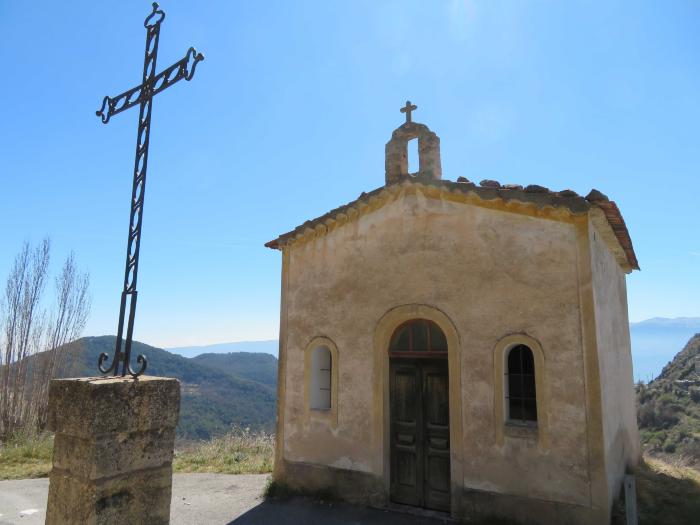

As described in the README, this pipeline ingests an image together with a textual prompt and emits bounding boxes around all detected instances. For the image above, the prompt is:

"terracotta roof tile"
[586,190,639,270]
[265,179,639,271]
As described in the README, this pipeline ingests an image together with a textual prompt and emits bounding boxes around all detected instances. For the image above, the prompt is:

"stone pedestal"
[45,376,180,525]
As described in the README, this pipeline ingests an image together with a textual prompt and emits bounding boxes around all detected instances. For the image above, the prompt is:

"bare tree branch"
[0,240,90,438]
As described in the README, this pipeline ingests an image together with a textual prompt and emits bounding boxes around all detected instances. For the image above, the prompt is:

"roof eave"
[265,181,640,272]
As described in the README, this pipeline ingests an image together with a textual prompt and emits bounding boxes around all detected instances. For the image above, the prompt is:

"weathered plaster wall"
[279,189,594,510]
[589,214,641,504]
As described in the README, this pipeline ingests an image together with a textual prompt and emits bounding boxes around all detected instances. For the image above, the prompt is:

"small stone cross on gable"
[400,100,417,123]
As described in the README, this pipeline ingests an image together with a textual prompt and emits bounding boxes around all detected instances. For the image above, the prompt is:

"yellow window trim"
[303,336,339,429]
[493,333,549,450]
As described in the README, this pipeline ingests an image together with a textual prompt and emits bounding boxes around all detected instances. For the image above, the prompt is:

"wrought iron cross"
[96,3,204,377]
[400,100,417,123]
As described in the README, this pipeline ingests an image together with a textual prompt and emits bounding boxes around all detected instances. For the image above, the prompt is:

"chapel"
[265,103,640,525]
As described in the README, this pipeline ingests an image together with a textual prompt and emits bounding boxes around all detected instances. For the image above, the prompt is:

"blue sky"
[1,1,698,348]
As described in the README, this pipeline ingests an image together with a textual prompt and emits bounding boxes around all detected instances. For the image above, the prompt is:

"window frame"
[310,346,332,410]
[505,344,538,426]
[304,336,339,427]
[492,334,548,448]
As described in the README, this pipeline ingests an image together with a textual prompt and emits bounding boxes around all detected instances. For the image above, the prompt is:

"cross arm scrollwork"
[95,2,203,378]
[151,47,204,98]
[96,47,204,124]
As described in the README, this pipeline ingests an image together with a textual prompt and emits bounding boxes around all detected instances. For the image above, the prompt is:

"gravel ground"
[0,474,453,525]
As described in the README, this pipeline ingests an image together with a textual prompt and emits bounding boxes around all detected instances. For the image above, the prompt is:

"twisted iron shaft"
[97,3,203,377]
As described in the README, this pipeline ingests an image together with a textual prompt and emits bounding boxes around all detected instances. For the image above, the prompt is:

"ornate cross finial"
[400,100,417,123]
[95,3,203,378]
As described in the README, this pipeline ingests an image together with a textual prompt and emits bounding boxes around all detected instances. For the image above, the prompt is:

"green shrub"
[658,404,681,429]
[690,388,700,403]
[638,402,657,428]
[0,431,53,480]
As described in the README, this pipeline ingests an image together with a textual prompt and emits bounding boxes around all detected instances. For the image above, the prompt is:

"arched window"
[506,344,537,423]
[310,346,332,410]
[389,319,447,357]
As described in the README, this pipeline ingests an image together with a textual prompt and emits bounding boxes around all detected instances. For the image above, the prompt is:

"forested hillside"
[193,352,278,387]
[637,334,700,467]
[54,336,277,439]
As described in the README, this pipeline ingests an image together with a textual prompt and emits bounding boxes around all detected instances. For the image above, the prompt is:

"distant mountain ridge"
[630,317,700,382]
[54,336,278,439]
[193,352,278,387]
[636,334,700,466]
[168,340,278,358]
[631,317,700,330]
[656,334,700,383]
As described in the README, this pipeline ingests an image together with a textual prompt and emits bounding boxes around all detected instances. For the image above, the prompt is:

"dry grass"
[0,431,53,480]
[629,456,700,525]
[174,428,274,475]
[0,428,275,480]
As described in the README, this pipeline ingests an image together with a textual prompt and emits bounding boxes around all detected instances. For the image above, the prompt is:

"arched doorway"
[389,319,450,512]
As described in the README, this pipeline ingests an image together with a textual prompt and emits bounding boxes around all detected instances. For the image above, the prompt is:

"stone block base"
[46,465,172,525]
[277,460,610,525]
[46,376,180,525]
[279,460,385,507]
[460,487,609,525]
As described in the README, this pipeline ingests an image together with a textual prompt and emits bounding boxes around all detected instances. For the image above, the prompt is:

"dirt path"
[0,474,452,524]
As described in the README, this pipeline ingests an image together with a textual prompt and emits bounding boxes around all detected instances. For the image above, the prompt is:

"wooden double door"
[389,358,450,512]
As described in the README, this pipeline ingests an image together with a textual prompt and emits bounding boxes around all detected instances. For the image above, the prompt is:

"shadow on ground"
[610,459,700,525]
[228,499,453,525]
[633,461,700,525]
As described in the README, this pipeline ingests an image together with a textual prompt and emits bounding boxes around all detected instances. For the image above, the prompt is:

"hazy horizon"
[80,316,700,381]
[81,315,699,348]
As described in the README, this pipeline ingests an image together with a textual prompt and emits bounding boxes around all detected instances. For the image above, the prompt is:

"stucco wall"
[279,189,596,508]
[589,214,640,504]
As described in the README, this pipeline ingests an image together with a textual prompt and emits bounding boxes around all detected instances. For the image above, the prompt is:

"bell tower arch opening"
[407,138,419,175]
[385,101,442,185]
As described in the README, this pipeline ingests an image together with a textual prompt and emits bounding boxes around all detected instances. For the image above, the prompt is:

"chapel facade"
[266,103,640,525]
